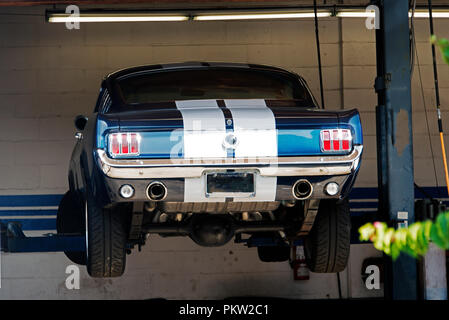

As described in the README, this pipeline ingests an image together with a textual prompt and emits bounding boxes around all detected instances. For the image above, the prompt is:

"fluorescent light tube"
[194,12,332,21]
[337,9,449,19]
[411,10,449,18]
[48,13,189,23]
[337,11,376,18]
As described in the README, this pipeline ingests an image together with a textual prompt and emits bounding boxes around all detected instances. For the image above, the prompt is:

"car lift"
[375,0,417,299]
[0,222,85,253]
[376,0,447,300]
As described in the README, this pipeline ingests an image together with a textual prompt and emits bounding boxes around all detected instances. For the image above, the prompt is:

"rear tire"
[85,195,128,278]
[304,199,351,273]
[56,191,86,265]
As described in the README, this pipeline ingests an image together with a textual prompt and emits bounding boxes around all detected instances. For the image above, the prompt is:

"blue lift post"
[375,0,418,299]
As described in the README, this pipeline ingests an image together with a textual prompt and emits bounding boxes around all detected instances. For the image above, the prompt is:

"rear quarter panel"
[337,109,363,146]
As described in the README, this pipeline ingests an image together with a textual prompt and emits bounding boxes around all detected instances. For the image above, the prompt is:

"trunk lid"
[99,100,361,159]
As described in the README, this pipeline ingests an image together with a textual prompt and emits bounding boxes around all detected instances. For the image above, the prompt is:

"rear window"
[116,68,311,104]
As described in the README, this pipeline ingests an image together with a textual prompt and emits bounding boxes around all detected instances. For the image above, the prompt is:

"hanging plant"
[359,212,449,260]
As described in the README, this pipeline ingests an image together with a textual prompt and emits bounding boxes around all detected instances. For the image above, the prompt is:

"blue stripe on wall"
[349,186,449,200]
[414,186,449,199]
[1,219,56,231]
[350,211,377,217]
[349,188,378,199]
[0,209,57,217]
[0,194,62,207]
[349,202,378,209]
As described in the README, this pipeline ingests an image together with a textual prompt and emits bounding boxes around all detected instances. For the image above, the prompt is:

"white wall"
[0,238,381,300]
[1,8,449,194]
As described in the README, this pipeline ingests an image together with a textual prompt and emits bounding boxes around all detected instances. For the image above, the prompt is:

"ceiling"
[0,0,447,8]
[0,0,371,8]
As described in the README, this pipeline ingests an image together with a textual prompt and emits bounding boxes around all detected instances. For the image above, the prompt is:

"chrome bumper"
[96,146,363,179]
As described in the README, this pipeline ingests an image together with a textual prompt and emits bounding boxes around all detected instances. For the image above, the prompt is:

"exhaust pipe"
[146,181,167,201]
[292,179,313,200]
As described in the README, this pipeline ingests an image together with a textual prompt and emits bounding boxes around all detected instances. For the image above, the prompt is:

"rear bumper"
[96,146,362,179]
[93,146,362,204]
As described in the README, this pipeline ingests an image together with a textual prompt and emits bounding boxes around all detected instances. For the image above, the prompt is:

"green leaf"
[391,242,401,260]
[430,222,446,249]
[359,223,376,241]
[373,223,388,251]
[407,223,421,250]
[390,228,408,260]
[434,213,449,249]
[357,211,449,259]
[382,229,395,255]
[432,35,449,65]
[417,220,432,255]
[395,228,408,246]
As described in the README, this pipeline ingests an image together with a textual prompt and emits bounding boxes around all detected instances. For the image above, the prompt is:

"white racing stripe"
[176,100,227,202]
[175,100,227,159]
[223,99,277,157]
[224,99,278,202]
[176,99,278,202]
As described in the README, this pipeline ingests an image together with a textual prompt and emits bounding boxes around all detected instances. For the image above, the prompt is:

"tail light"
[108,133,141,157]
[320,129,352,152]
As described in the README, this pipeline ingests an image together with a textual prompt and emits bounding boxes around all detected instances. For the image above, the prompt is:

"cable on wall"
[313,0,326,109]
[428,0,449,196]
[414,27,440,196]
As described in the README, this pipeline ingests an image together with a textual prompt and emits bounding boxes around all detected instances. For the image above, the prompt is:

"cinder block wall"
[342,17,449,188]
[3,5,448,299]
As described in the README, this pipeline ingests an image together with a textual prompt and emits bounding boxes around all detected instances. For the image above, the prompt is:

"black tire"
[56,191,86,265]
[257,246,290,262]
[85,194,128,278]
[304,199,351,273]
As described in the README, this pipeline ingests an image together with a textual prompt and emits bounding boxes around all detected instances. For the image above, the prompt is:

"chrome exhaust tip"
[146,181,167,201]
[292,179,313,200]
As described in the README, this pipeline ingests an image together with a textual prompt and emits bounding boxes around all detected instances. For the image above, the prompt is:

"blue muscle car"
[57,62,363,278]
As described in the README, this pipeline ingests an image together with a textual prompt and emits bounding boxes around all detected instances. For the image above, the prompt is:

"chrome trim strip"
[96,146,362,179]
[98,145,362,167]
